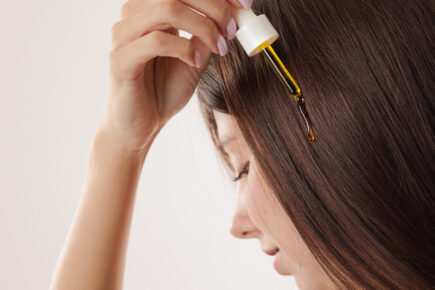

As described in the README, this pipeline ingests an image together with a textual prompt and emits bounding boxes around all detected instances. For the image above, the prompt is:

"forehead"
[213,110,239,141]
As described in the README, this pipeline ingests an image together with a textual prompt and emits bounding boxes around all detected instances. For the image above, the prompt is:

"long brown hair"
[196,0,434,288]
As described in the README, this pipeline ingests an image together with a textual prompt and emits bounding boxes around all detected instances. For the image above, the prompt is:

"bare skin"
[49,0,251,289]
[214,111,336,290]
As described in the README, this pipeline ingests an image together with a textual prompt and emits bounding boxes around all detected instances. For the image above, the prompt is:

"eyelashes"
[231,161,250,182]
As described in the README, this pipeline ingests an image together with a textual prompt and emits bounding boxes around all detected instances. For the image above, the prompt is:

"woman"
[50,0,434,289]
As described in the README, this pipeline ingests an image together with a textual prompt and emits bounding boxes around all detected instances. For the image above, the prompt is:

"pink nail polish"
[195,50,202,68]
[239,0,253,9]
[217,34,228,56]
[226,18,237,40]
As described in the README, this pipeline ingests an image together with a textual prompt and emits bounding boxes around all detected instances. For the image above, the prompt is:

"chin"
[294,278,335,290]
[277,270,292,276]
[273,260,292,276]
[274,266,292,276]
[273,251,292,276]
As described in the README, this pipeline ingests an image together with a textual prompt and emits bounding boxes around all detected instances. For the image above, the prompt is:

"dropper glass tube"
[258,40,315,142]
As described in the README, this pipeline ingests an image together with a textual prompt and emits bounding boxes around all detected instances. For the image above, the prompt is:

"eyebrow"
[217,135,238,172]
[217,135,238,149]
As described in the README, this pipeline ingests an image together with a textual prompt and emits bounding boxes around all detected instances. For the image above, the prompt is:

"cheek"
[245,168,316,274]
[244,165,290,240]
[243,162,335,287]
[243,166,275,231]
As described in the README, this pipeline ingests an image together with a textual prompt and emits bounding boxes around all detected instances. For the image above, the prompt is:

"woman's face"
[213,110,336,290]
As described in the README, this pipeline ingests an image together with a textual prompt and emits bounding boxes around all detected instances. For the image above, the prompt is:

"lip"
[262,247,279,256]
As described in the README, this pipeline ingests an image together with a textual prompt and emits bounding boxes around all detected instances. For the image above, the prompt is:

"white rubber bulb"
[231,8,280,56]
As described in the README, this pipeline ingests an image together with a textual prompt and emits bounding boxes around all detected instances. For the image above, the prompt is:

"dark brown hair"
[196,0,434,288]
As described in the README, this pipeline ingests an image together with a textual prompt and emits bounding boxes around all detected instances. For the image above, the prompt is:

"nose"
[229,190,260,239]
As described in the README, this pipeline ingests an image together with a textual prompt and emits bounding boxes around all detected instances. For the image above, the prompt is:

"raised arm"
[49,124,158,290]
[49,0,244,288]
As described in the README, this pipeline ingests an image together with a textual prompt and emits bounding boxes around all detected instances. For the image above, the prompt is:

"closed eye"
[231,161,250,182]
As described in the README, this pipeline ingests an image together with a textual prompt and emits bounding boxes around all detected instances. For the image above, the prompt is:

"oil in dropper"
[230,8,315,142]
[259,40,315,142]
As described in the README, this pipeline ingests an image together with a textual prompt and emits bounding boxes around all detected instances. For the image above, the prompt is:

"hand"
[99,0,252,153]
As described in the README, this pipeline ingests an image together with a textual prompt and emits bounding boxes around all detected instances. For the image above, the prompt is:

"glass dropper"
[259,41,315,142]
[232,8,316,142]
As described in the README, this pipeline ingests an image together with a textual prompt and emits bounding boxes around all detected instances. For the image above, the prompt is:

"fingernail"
[238,0,253,9]
[226,18,237,40]
[217,34,228,56]
[194,50,202,68]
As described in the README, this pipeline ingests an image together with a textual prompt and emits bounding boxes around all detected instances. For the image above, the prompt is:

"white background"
[0,0,297,289]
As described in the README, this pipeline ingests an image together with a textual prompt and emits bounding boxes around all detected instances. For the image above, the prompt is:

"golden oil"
[259,40,315,142]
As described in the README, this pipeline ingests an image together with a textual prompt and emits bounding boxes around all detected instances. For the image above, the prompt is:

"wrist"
[93,125,151,163]
[95,118,162,156]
